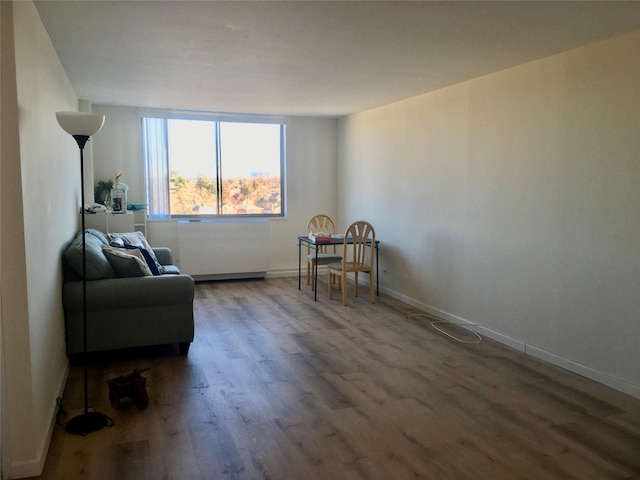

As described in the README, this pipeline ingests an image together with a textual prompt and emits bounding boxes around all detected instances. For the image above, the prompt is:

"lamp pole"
[57,113,110,435]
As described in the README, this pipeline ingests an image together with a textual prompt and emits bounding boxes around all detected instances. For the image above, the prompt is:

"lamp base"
[65,411,109,435]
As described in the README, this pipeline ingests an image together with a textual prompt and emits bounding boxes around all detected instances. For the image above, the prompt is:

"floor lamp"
[56,111,110,435]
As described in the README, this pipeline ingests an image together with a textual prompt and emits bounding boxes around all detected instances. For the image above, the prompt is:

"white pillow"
[107,231,154,256]
[102,245,153,277]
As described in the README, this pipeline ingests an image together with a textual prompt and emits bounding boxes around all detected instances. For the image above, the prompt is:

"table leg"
[376,243,379,296]
[298,238,302,290]
[314,245,319,301]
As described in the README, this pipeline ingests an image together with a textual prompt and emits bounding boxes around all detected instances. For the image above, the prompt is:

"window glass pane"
[220,122,282,215]
[167,119,218,215]
[142,113,285,219]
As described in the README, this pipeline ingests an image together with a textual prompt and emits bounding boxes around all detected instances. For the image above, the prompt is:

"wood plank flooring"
[30,277,640,479]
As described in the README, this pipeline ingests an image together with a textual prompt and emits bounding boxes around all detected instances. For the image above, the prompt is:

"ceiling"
[34,1,640,117]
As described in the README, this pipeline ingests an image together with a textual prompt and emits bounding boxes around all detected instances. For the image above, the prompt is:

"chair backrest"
[307,214,338,253]
[343,220,375,269]
[307,214,336,235]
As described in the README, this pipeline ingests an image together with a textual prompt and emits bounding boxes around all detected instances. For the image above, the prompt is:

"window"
[142,114,285,219]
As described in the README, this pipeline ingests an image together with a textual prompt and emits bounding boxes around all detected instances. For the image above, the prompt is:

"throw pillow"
[107,231,164,274]
[109,236,125,248]
[102,245,153,277]
[123,244,161,275]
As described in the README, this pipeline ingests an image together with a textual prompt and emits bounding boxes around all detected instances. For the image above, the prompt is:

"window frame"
[141,109,287,220]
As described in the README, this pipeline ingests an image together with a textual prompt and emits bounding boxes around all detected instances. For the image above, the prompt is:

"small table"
[298,236,380,301]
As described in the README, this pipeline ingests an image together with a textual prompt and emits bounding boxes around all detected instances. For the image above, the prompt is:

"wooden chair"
[328,220,375,306]
[306,214,342,291]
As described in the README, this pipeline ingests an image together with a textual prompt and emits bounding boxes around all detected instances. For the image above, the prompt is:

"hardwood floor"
[31,277,640,479]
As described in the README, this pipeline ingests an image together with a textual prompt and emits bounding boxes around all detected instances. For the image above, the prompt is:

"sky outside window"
[168,119,216,180]
[168,119,280,180]
[220,122,281,179]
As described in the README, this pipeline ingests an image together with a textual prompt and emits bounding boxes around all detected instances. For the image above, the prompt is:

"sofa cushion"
[64,231,115,280]
[161,265,181,275]
[86,228,110,245]
[102,245,153,277]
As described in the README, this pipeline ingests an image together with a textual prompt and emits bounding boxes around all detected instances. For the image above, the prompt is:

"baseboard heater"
[177,220,270,281]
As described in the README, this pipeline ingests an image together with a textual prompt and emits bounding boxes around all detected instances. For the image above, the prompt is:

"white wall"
[91,105,144,205]
[1,1,78,477]
[338,30,640,398]
[90,108,339,275]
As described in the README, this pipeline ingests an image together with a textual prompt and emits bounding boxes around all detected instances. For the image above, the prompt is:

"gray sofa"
[62,229,195,357]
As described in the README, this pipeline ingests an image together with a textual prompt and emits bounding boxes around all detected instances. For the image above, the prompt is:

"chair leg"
[354,272,359,297]
[311,263,316,291]
[328,271,333,299]
[342,272,347,306]
[306,261,311,286]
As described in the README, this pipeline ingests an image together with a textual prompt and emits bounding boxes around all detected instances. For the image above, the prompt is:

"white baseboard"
[380,285,640,400]
[525,344,640,399]
[266,268,299,278]
[193,272,267,281]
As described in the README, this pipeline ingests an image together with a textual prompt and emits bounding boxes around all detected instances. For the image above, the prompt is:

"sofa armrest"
[63,274,194,312]
[152,247,172,266]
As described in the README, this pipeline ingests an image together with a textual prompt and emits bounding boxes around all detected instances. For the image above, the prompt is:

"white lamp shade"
[56,111,105,136]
